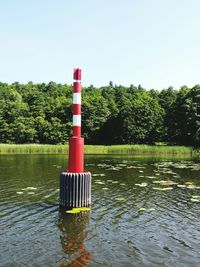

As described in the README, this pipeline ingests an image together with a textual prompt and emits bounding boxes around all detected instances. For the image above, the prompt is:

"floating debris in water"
[16,191,23,195]
[135,183,148,187]
[115,197,125,201]
[153,187,173,191]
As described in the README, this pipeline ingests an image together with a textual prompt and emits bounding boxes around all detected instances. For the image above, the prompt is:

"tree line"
[0,81,199,147]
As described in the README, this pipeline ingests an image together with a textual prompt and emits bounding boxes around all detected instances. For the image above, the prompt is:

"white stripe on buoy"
[73,115,81,126]
[73,93,81,104]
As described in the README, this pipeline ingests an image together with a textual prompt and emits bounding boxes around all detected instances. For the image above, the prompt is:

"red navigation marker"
[67,68,84,173]
[60,68,91,208]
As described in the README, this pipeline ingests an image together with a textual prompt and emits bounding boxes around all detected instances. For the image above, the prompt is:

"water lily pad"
[26,187,37,190]
[190,198,200,202]
[44,195,51,198]
[153,187,173,191]
[135,183,148,187]
[66,209,81,214]
[148,208,156,211]
[93,173,105,177]
[16,191,23,195]
[160,180,177,186]
[115,197,125,201]
[72,207,91,212]
[107,167,121,171]
[153,180,177,186]
[95,181,105,185]
[187,185,200,189]
[139,208,146,211]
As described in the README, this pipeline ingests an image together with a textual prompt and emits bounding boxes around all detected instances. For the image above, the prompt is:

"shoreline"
[0,144,199,157]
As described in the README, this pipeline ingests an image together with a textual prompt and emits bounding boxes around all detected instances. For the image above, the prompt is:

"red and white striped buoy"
[60,68,91,208]
[67,68,84,173]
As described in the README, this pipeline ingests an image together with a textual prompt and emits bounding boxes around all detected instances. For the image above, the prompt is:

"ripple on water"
[0,155,200,267]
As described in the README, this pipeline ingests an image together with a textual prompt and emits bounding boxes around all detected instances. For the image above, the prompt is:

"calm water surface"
[0,155,200,267]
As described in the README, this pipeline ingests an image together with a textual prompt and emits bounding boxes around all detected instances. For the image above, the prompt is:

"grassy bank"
[0,144,199,157]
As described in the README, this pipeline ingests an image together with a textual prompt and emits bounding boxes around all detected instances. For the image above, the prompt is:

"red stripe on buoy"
[73,104,81,115]
[73,82,81,93]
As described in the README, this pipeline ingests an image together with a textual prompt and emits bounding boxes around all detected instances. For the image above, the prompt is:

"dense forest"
[0,81,199,147]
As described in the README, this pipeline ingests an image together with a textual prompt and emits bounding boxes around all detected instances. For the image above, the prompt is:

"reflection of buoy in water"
[58,209,92,267]
[60,68,91,208]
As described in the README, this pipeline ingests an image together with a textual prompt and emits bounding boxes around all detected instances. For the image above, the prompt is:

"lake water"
[0,154,200,267]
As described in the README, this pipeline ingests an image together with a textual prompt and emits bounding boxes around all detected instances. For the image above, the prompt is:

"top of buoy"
[73,68,82,81]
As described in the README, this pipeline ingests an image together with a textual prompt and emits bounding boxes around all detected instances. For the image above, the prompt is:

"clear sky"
[0,0,200,90]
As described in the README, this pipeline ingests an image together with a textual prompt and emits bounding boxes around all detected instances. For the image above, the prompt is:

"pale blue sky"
[0,0,200,89]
